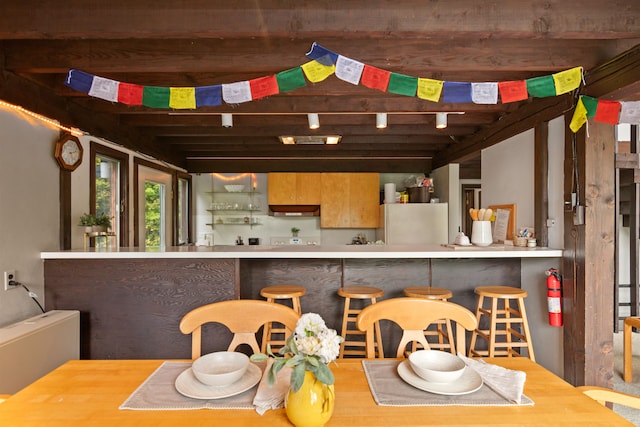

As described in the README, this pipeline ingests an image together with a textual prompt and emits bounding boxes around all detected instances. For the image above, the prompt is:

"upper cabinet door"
[268,173,297,205]
[296,173,321,204]
[320,173,380,228]
[268,173,322,205]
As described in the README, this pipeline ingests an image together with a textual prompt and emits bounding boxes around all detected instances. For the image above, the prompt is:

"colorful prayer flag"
[526,75,556,98]
[143,86,170,108]
[89,75,119,102]
[335,55,365,85]
[417,78,444,102]
[388,73,418,97]
[305,42,338,66]
[569,97,588,132]
[594,100,621,124]
[301,60,335,83]
[581,96,599,118]
[222,81,252,104]
[169,87,196,109]
[276,67,306,92]
[498,80,528,103]
[360,65,390,91]
[195,85,222,107]
[471,82,498,104]
[65,69,93,94]
[117,82,143,105]
[249,75,279,99]
[619,101,640,124]
[553,67,583,95]
[443,82,472,103]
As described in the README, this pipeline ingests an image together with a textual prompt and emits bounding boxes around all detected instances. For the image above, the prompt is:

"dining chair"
[355,297,478,358]
[623,316,640,382]
[179,299,300,359]
[577,385,640,410]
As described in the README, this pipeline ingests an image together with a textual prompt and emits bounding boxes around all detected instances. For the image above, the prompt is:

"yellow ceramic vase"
[285,370,335,427]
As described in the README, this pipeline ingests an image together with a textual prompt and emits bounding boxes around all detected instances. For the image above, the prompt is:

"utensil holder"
[471,221,492,246]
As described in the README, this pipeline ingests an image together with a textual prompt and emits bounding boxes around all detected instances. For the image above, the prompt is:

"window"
[134,159,192,248]
[91,142,128,247]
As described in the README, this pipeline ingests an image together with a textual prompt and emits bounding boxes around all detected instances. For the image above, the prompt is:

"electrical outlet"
[4,270,16,291]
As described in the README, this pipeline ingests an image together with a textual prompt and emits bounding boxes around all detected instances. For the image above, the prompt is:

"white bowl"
[224,184,245,192]
[191,351,249,387]
[408,350,466,383]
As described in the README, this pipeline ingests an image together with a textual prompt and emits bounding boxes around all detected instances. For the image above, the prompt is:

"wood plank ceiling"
[0,1,639,177]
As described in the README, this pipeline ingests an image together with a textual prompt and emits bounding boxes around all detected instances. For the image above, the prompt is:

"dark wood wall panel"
[44,258,238,359]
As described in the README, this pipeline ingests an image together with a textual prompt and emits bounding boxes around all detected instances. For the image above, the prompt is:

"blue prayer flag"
[305,42,338,66]
[443,82,473,103]
[65,69,94,94]
[195,85,222,107]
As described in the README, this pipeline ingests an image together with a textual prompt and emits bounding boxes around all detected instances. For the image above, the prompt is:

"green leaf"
[312,363,335,385]
[267,358,287,385]
[306,355,320,367]
[285,354,304,367]
[290,363,307,393]
[250,353,268,362]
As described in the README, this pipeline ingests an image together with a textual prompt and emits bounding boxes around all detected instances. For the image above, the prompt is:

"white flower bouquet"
[251,313,343,392]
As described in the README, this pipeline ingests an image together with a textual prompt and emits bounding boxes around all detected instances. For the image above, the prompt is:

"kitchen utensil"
[478,208,486,222]
[483,208,493,221]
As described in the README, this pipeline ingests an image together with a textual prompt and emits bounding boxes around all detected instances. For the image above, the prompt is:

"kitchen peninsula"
[41,245,563,372]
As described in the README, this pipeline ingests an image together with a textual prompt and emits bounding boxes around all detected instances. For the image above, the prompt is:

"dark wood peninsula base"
[43,247,557,363]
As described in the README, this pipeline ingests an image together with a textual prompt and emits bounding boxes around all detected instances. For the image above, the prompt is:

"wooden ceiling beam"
[1,1,637,40]
[5,38,630,74]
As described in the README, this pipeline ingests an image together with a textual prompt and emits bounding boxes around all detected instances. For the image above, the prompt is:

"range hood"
[269,205,320,217]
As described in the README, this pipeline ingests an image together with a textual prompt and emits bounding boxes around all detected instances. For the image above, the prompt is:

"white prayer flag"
[222,81,252,104]
[89,76,119,102]
[619,101,640,124]
[471,82,499,104]
[335,55,365,85]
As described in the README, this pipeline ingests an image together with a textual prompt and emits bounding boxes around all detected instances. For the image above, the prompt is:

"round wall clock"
[54,134,83,171]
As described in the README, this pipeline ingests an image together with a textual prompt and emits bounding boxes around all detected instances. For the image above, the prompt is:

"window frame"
[90,141,129,247]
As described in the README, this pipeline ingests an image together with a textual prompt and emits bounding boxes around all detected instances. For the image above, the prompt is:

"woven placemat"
[362,359,534,407]
[120,361,261,410]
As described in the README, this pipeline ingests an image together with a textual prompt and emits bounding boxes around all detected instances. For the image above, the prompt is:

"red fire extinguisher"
[545,268,563,327]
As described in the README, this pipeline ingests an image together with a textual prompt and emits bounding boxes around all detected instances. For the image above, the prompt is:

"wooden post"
[563,120,615,387]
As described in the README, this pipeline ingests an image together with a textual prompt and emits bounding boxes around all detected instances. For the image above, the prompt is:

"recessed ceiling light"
[436,112,447,129]
[307,113,320,129]
[376,113,387,129]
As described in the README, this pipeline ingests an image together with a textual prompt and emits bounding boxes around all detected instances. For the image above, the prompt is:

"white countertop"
[41,244,563,259]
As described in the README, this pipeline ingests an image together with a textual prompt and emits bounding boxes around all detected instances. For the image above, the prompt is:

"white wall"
[431,163,460,243]
[0,108,60,327]
[480,121,565,377]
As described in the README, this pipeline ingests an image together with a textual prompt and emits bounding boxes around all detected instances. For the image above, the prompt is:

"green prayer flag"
[581,95,598,118]
[387,72,418,97]
[276,67,307,92]
[143,86,170,108]
[526,75,556,98]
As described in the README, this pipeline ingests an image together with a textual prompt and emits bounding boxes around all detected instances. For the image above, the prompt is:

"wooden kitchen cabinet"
[268,173,321,205]
[321,173,379,228]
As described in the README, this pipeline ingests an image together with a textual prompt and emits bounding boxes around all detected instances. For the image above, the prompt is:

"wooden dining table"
[0,357,632,426]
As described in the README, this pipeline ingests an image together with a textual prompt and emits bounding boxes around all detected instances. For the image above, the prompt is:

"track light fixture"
[221,113,233,128]
[376,113,387,129]
[307,113,320,129]
[435,112,447,129]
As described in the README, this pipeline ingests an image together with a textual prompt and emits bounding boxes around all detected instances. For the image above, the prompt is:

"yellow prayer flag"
[417,78,444,102]
[169,87,196,109]
[553,67,583,96]
[569,97,588,132]
[301,60,336,83]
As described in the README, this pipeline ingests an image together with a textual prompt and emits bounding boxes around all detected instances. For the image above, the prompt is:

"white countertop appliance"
[376,203,448,245]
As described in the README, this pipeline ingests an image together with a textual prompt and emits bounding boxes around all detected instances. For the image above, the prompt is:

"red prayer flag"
[498,80,528,103]
[594,100,622,124]
[361,65,390,92]
[118,82,144,105]
[249,75,279,100]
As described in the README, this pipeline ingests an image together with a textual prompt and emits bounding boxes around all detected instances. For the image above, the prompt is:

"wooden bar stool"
[468,286,535,361]
[624,316,640,382]
[260,285,306,353]
[338,286,384,358]
[403,286,456,354]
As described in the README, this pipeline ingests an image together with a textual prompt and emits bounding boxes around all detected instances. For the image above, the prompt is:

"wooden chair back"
[179,299,300,359]
[356,297,478,358]
[577,385,640,410]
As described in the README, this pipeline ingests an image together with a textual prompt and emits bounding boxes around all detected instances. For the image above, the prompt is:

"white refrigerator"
[376,203,448,245]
